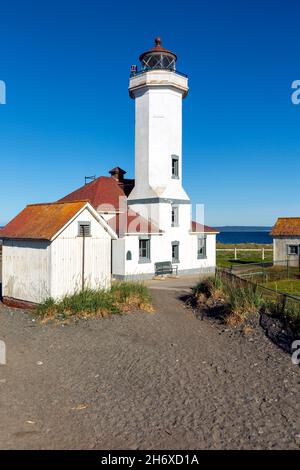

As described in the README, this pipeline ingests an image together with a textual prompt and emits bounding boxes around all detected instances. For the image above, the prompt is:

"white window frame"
[288,244,299,256]
[171,240,180,263]
[171,205,179,227]
[197,235,207,259]
[139,237,151,263]
[171,155,179,179]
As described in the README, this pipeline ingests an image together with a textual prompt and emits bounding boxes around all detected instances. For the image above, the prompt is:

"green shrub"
[36,282,153,321]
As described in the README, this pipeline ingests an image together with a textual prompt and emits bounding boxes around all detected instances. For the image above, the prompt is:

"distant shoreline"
[217,230,272,245]
[215,226,272,232]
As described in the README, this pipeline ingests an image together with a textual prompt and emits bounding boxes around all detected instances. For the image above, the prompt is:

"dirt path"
[0,283,299,449]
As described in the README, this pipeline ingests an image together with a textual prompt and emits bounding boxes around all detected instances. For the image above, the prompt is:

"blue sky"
[0,0,299,226]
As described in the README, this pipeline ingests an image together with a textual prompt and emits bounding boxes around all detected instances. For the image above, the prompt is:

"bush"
[192,274,223,300]
[36,282,153,321]
[224,285,264,326]
[191,275,264,326]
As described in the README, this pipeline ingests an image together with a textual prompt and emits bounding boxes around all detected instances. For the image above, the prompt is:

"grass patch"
[36,282,153,322]
[264,279,300,297]
[192,275,264,326]
[217,243,273,268]
[192,275,300,334]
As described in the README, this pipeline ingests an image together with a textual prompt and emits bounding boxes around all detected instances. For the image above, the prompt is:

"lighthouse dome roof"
[139,37,177,62]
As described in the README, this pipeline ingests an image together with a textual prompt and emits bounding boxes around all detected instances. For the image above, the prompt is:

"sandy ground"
[0,277,299,450]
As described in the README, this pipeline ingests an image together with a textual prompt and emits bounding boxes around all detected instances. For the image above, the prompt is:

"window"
[139,238,150,263]
[288,245,299,255]
[172,241,180,263]
[126,250,132,261]
[171,205,179,227]
[78,221,91,237]
[171,155,179,179]
[197,235,207,259]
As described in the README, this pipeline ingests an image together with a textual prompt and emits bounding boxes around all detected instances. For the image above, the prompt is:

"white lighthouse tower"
[128,37,191,231]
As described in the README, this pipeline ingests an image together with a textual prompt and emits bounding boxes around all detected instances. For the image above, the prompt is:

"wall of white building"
[50,207,112,299]
[2,207,113,304]
[273,236,300,266]
[2,239,50,303]
[128,71,189,202]
[112,232,216,280]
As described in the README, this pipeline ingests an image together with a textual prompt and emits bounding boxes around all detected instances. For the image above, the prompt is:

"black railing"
[130,68,188,78]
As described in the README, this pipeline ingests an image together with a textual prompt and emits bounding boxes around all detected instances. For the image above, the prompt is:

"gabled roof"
[270,218,300,237]
[108,210,162,236]
[0,201,90,241]
[59,176,126,212]
[191,221,219,234]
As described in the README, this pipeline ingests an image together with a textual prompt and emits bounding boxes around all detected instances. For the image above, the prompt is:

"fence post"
[287,257,289,279]
[262,248,265,261]
[234,247,237,260]
[281,294,287,314]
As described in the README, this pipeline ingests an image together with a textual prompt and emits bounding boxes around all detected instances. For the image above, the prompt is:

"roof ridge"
[27,200,89,207]
[277,217,300,220]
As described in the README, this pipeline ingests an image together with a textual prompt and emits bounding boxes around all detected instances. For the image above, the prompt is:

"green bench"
[154,261,178,276]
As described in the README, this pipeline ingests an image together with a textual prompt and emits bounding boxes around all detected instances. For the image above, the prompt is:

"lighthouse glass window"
[172,156,179,179]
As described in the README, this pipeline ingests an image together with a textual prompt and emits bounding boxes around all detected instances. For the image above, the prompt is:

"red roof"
[139,37,177,62]
[191,221,219,234]
[108,210,162,236]
[270,218,300,236]
[0,201,89,241]
[59,176,126,212]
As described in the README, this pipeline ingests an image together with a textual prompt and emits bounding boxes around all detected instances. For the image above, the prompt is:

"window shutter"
[78,222,91,237]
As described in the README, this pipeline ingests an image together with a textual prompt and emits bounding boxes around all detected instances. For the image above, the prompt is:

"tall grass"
[36,282,153,321]
[192,276,264,326]
[193,275,300,333]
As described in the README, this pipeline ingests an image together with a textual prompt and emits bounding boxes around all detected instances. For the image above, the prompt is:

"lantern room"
[139,37,177,72]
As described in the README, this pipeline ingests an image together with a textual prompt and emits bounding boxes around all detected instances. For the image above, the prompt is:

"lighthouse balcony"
[129,69,189,98]
[130,68,187,79]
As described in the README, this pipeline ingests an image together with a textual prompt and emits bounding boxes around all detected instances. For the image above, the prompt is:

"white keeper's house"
[59,37,218,280]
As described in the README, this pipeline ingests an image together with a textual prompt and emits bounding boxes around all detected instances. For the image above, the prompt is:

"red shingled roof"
[59,176,126,211]
[191,221,219,234]
[139,37,177,62]
[108,210,162,236]
[0,201,89,241]
[270,218,300,236]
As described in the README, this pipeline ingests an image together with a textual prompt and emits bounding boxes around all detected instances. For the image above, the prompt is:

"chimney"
[109,167,126,183]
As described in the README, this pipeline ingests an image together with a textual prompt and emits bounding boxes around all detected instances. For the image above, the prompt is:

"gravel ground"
[0,281,299,450]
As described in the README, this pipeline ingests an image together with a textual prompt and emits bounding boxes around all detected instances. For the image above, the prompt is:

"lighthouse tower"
[128,38,190,231]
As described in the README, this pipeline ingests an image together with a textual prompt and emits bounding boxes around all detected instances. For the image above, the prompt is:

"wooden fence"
[216,247,273,260]
[216,267,300,316]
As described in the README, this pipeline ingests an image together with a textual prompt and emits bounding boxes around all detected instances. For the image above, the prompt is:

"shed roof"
[270,217,300,237]
[0,201,90,241]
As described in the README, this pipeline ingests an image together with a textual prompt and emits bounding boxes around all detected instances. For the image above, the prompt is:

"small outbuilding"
[271,217,300,267]
[0,201,117,306]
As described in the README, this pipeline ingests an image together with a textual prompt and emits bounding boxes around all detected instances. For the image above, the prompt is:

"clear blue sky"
[0,0,299,226]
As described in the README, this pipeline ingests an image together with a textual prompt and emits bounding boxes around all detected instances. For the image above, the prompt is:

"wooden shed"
[271,217,300,267]
[0,201,117,306]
